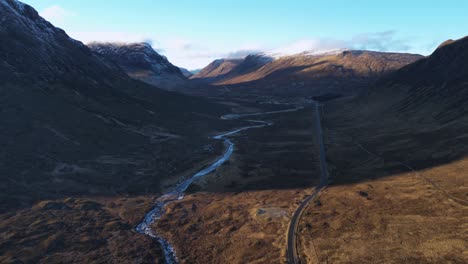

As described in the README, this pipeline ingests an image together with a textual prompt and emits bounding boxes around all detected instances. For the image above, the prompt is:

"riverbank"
[153,106,322,263]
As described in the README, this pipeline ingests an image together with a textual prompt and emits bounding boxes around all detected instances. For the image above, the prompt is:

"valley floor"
[298,166,467,263]
[3,97,467,264]
[297,97,468,263]
[155,106,323,263]
[0,100,309,264]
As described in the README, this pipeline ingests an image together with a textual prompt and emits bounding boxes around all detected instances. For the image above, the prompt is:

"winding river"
[136,107,301,263]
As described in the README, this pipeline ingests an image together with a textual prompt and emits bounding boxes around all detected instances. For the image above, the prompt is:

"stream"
[136,107,301,263]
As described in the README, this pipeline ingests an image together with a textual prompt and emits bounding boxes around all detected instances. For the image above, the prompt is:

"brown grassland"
[155,106,324,263]
[298,96,468,263]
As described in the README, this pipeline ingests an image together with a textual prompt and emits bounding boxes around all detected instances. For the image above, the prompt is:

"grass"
[297,95,468,263]
[154,105,324,263]
[0,196,164,264]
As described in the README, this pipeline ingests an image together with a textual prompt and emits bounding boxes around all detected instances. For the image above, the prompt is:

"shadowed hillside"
[296,36,468,264]
[321,36,468,197]
[0,0,243,262]
[0,0,236,212]
[88,42,188,91]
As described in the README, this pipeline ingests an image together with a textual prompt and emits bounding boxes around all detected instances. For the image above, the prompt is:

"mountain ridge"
[0,0,230,212]
[88,42,188,91]
[192,49,423,97]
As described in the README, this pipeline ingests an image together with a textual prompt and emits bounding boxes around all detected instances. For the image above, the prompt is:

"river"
[136,107,301,263]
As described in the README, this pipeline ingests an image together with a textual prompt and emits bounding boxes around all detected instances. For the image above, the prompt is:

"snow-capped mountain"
[0,0,125,85]
[88,42,187,91]
[261,48,350,60]
[193,49,423,96]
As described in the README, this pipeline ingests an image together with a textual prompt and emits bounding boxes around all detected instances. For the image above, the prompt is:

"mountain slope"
[191,58,244,81]
[0,0,235,214]
[194,50,423,97]
[225,50,422,84]
[0,0,125,87]
[0,0,237,262]
[303,37,468,263]
[361,36,468,121]
[179,67,194,77]
[88,42,187,90]
[322,36,468,192]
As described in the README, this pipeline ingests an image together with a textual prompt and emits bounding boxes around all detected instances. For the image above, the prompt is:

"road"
[287,102,328,264]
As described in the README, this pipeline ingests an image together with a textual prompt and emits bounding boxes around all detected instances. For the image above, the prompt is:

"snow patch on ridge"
[261,48,349,60]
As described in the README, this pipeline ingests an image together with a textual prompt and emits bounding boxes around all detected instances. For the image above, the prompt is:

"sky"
[24,0,468,69]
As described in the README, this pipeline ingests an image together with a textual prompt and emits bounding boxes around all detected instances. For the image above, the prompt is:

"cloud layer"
[68,30,416,69]
[268,39,346,56]
[226,49,263,58]
[35,4,440,70]
[350,31,411,51]
[38,7,416,69]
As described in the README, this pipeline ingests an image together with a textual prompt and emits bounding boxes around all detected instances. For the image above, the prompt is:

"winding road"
[136,106,302,264]
[287,102,328,264]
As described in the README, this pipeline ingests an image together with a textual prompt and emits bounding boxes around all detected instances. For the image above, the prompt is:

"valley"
[137,106,304,263]
[154,104,322,263]
[0,0,467,263]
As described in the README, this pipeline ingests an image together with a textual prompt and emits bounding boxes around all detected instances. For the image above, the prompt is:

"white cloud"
[268,39,346,56]
[263,31,415,57]
[157,38,219,69]
[68,32,219,69]
[349,30,411,51]
[64,29,419,70]
[70,31,150,45]
[225,43,266,58]
[40,5,74,26]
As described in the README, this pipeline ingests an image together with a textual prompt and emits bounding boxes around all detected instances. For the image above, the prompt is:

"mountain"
[0,0,232,209]
[220,53,275,79]
[0,1,124,86]
[307,36,468,263]
[191,58,244,81]
[0,1,233,262]
[194,50,423,97]
[326,35,468,182]
[88,42,187,91]
[191,68,202,74]
[179,67,194,77]
[321,36,468,184]
[359,36,468,120]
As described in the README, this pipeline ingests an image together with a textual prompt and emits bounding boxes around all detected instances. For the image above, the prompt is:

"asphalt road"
[287,102,328,264]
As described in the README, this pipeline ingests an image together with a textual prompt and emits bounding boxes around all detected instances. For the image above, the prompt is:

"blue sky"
[24,0,468,69]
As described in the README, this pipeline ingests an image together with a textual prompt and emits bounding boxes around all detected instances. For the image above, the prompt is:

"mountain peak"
[88,41,187,90]
[437,39,455,49]
[88,42,157,55]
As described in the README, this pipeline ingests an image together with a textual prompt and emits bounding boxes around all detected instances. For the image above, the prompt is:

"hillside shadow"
[3,96,468,213]
[182,98,468,207]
